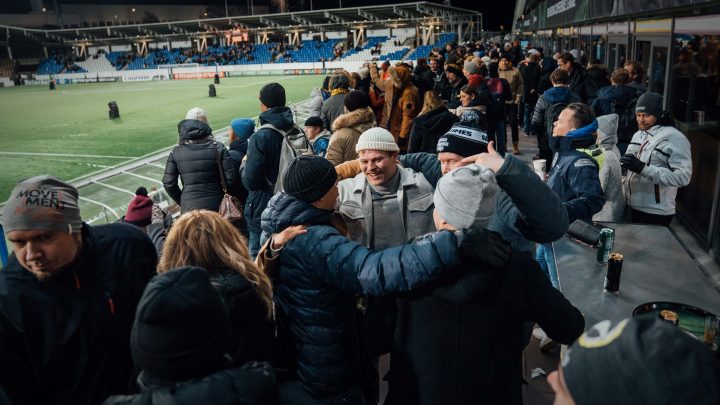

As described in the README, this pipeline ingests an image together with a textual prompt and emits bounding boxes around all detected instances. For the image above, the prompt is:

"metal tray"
[633,301,719,349]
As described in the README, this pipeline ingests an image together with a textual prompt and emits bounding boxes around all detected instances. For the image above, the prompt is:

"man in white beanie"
[336,126,437,402]
[337,127,436,248]
[386,164,584,405]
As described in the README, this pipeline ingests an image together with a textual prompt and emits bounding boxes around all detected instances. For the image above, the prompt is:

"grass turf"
[0,74,321,202]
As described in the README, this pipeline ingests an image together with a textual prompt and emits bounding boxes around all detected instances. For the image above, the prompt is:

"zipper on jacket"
[654,184,661,204]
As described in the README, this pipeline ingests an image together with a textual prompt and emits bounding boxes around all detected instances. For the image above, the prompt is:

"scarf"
[331,88,349,97]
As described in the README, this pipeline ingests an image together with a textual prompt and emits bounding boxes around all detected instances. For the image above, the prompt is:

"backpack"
[611,96,639,144]
[259,123,313,194]
[544,100,569,137]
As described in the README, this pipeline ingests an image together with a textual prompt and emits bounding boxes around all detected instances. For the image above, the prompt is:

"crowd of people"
[1,38,717,405]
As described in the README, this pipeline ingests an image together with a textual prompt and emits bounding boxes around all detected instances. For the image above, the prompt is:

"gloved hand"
[455,228,511,268]
[620,154,646,174]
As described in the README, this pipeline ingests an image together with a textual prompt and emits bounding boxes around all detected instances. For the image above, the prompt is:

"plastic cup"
[704,316,719,347]
[533,159,547,180]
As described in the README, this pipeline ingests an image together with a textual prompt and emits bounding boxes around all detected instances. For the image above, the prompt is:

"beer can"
[597,228,615,264]
[659,310,679,326]
[604,252,623,293]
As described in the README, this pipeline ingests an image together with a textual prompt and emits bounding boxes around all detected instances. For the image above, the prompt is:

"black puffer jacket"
[0,223,157,405]
[242,107,294,234]
[163,119,238,213]
[407,107,459,153]
[584,65,611,105]
[102,362,277,405]
[261,192,462,399]
[208,267,274,366]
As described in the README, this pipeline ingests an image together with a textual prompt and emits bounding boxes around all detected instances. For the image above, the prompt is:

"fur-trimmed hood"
[389,65,411,89]
[332,106,376,132]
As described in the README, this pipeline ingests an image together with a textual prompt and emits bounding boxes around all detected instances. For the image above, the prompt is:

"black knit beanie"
[344,90,371,112]
[259,82,286,108]
[131,266,232,381]
[436,124,489,157]
[283,155,337,203]
[635,92,663,118]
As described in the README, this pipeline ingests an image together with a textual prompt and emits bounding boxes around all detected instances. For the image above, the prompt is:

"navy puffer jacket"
[261,192,461,399]
[163,119,238,213]
[547,125,606,223]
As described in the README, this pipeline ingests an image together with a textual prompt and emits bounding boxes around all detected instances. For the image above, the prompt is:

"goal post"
[157,63,200,79]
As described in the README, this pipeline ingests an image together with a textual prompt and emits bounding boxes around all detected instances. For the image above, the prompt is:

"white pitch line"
[94,181,136,196]
[122,170,163,185]
[0,151,137,159]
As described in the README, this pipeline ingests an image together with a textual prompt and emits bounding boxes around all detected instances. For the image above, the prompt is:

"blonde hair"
[157,210,274,316]
[419,90,445,116]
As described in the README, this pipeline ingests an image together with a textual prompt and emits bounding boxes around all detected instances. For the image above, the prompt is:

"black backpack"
[611,96,639,144]
[544,100,568,137]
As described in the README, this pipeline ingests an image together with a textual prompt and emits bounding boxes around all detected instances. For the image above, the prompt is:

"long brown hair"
[157,210,274,316]
[419,90,445,116]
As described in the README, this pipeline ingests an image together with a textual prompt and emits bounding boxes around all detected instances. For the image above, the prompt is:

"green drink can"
[597,228,614,264]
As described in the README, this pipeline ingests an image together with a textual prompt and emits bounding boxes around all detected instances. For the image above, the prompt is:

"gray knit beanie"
[2,175,82,234]
[356,127,400,153]
[434,164,497,230]
[635,92,663,118]
[464,61,480,75]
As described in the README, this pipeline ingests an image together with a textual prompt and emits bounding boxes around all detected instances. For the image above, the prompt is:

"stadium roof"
[0,2,480,46]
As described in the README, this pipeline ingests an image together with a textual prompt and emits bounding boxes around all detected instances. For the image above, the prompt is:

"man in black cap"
[242,82,295,257]
[103,266,276,404]
[0,175,157,404]
[260,155,509,404]
[304,116,331,158]
[548,317,719,405]
[621,92,692,226]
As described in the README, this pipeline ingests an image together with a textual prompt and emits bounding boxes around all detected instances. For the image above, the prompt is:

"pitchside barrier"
[27,60,406,84]
[0,97,315,264]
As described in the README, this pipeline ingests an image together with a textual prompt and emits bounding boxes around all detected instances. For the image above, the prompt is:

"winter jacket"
[538,57,558,95]
[308,88,324,117]
[531,86,582,138]
[567,63,589,102]
[310,132,331,158]
[163,119,238,214]
[592,114,625,222]
[624,125,692,216]
[227,137,250,204]
[547,122,606,223]
[408,107,459,154]
[102,362,276,405]
[321,93,347,133]
[485,77,512,122]
[260,192,462,399]
[499,66,524,104]
[242,107,294,233]
[520,61,541,103]
[0,223,157,405]
[337,167,435,248]
[370,64,420,147]
[584,65,611,105]
[399,153,569,251]
[207,267,275,366]
[326,107,376,166]
[425,69,451,102]
[591,84,641,118]
[386,251,585,405]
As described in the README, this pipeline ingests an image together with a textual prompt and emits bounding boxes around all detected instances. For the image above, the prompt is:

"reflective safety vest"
[577,144,606,170]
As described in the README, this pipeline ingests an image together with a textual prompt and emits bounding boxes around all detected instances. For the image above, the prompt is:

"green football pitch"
[0,74,321,206]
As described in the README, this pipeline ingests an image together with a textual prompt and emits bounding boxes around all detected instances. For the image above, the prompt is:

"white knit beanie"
[355,127,400,153]
[185,107,208,123]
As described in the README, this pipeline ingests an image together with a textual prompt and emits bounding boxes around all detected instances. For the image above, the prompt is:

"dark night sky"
[2,0,515,31]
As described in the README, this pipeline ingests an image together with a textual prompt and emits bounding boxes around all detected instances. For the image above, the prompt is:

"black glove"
[456,228,511,268]
[620,154,646,174]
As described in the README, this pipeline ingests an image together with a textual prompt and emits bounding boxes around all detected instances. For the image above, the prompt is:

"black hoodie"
[407,107,459,153]
[163,119,238,213]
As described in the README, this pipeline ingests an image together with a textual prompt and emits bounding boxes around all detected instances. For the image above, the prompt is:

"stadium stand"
[341,36,410,61]
[406,32,457,60]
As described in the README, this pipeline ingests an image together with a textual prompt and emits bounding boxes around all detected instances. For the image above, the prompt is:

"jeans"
[536,243,559,289]
[488,120,507,155]
[505,103,519,144]
[521,100,535,134]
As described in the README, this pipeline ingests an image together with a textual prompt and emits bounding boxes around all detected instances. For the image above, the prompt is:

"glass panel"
[593,36,606,63]
[608,43,617,69]
[650,46,668,94]
[635,41,651,86]
[670,33,720,123]
[618,44,627,69]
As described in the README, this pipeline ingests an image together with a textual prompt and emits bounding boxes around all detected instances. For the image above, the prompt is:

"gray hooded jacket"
[593,114,625,222]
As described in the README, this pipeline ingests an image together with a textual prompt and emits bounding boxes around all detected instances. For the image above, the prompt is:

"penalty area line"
[0,151,137,159]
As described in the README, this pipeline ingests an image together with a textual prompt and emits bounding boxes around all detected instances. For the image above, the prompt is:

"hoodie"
[308,88,324,117]
[531,86,582,139]
[407,107,459,154]
[593,114,625,222]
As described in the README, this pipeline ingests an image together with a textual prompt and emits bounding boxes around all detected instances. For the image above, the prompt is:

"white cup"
[533,159,547,180]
